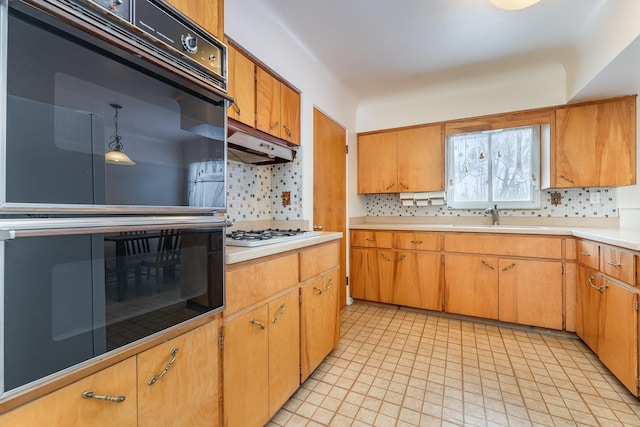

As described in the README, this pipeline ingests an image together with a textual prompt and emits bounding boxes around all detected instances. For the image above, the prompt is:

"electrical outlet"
[282,191,291,206]
[590,192,601,204]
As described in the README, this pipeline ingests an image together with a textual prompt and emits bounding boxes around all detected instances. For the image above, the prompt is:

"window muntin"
[447,126,540,209]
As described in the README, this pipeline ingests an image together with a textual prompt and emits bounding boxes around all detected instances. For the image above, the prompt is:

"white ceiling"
[259,0,619,100]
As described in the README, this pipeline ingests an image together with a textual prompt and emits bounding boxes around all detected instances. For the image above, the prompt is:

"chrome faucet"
[485,204,499,225]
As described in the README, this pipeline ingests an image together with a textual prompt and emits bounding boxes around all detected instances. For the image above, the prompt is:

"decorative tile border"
[364,188,617,218]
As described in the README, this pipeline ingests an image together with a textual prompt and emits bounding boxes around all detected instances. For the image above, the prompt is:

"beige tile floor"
[268,301,640,427]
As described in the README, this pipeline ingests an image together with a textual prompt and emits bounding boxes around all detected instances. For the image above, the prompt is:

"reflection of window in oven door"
[188,160,225,207]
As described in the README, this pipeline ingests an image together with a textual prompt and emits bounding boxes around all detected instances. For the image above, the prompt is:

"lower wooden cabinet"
[222,288,299,427]
[444,254,499,320]
[0,320,219,427]
[576,266,602,352]
[498,259,563,329]
[300,268,340,381]
[350,248,394,303]
[394,251,441,310]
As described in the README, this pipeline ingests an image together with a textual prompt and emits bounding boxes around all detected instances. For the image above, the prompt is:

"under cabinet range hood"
[227,121,296,165]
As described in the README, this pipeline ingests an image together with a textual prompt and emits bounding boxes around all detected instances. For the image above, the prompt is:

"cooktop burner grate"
[226,229,319,247]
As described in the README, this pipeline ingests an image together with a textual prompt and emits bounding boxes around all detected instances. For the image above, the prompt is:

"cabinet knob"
[313,224,324,231]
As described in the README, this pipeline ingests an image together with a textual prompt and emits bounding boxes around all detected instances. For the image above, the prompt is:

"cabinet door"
[598,279,638,395]
[577,240,599,270]
[0,358,137,427]
[357,132,398,193]
[444,254,499,319]
[397,125,444,192]
[350,248,394,303]
[323,269,341,349]
[223,306,269,427]
[300,277,327,380]
[600,245,636,286]
[575,266,602,352]
[555,97,636,187]
[138,321,219,427]
[268,289,300,417]
[280,83,300,145]
[164,0,223,39]
[256,67,281,138]
[498,259,563,329]
[394,251,441,311]
[227,45,256,127]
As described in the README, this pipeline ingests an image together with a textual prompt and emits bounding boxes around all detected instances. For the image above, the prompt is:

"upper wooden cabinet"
[357,124,444,194]
[256,66,301,145]
[164,0,224,40]
[227,44,255,127]
[550,95,636,188]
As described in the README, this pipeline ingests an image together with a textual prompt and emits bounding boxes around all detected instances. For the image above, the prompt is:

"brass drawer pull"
[481,260,495,270]
[148,347,179,385]
[365,237,377,242]
[82,390,125,403]
[410,240,423,244]
[324,278,334,292]
[607,261,622,268]
[380,253,392,262]
[396,254,406,262]
[313,286,323,295]
[588,276,608,293]
[560,175,575,184]
[283,124,292,137]
[269,121,279,131]
[579,251,591,256]
[272,303,286,323]
[231,101,241,115]
[399,182,409,190]
[385,182,395,190]
[502,263,516,272]
[250,318,266,329]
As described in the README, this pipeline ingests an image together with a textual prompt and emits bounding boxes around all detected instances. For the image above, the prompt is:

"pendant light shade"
[490,0,541,10]
[106,103,135,165]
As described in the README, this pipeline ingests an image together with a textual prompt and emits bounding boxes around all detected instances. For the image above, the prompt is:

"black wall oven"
[0,0,230,395]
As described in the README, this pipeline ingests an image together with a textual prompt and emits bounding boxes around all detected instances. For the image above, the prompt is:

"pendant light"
[105,103,135,165]
[489,0,541,10]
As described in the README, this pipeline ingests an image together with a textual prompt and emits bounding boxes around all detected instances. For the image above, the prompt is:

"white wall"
[225,0,359,223]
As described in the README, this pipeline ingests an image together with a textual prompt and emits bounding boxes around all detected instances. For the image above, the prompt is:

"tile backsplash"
[225,157,303,222]
[364,187,618,218]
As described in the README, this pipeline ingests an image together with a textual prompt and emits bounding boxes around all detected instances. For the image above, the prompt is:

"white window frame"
[446,125,541,210]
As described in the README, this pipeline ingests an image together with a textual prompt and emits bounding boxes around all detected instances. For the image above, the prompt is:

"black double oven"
[0,0,230,394]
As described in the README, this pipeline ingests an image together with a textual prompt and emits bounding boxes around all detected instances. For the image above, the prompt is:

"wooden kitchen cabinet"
[443,233,565,328]
[552,95,636,188]
[164,0,224,40]
[256,66,301,145]
[300,268,340,380]
[498,258,563,329]
[299,242,340,381]
[223,288,299,427]
[444,254,499,320]
[227,43,256,127]
[357,124,444,194]
[350,231,442,311]
[349,247,395,303]
[0,319,220,427]
[137,319,220,427]
[0,358,137,427]
[575,239,640,396]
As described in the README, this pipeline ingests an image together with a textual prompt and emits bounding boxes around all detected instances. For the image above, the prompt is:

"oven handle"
[0,220,232,239]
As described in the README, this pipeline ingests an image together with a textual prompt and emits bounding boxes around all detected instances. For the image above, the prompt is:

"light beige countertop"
[225,232,343,264]
[349,222,640,251]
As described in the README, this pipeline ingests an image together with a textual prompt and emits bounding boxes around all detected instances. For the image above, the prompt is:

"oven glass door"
[3,4,227,213]
[2,226,224,393]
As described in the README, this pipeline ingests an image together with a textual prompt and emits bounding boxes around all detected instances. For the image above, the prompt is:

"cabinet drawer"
[600,246,636,286]
[577,240,599,269]
[299,241,339,281]
[444,234,562,259]
[351,230,393,248]
[394,232,441,251]
[226,253,299,315]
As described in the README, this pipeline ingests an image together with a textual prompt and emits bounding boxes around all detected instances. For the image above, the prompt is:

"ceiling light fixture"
[105,103,135,165]
[490,0,541,10]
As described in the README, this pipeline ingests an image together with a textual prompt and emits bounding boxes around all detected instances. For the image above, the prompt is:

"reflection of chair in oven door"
[121,230,150,289]
[142,229,181,292]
